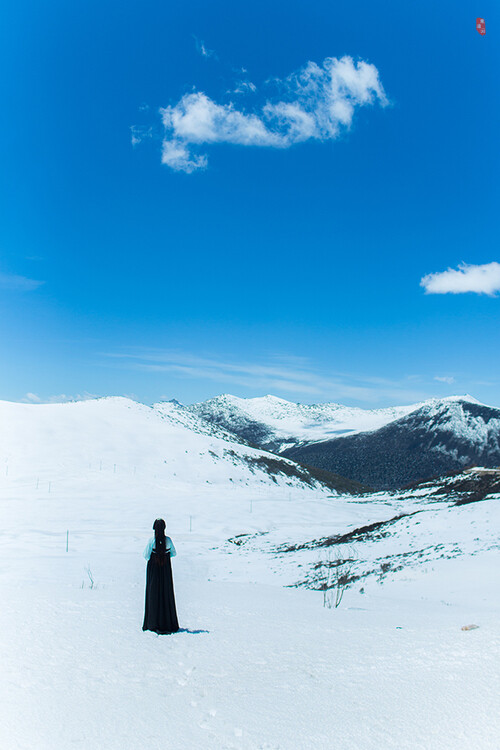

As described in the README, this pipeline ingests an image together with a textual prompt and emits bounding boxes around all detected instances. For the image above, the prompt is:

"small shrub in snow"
[84,566,96,589]
[321,547,357,609]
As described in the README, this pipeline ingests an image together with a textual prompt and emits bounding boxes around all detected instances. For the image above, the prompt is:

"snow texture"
[0,397,499,750]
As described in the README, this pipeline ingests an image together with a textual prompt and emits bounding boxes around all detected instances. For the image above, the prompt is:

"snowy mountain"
[284,397,500,490]
[185,392,500,489]
[0,396,367,498]
[186,393,421,452]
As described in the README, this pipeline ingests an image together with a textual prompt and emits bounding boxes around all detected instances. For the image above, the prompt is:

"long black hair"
[153,518,167,565]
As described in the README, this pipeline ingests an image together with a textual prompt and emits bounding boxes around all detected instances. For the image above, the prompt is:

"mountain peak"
[432,394,482,406]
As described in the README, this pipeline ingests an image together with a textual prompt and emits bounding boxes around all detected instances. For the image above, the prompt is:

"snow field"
[0,398,499,749]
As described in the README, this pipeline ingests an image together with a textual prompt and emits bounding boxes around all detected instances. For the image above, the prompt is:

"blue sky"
[0,0,499,407]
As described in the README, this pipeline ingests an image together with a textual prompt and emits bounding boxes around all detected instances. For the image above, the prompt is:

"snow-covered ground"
[0,398,499,750]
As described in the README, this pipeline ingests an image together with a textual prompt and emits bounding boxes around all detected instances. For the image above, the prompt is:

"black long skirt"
[142,552,179,634]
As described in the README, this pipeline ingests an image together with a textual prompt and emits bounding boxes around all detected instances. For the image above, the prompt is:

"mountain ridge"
[283,398,500,489]
[184,392,484,452]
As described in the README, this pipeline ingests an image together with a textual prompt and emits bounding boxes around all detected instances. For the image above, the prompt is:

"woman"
[142,518,179,634]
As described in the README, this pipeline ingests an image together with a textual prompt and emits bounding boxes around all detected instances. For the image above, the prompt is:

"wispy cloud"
[232,80,257,95]
[421,262,500,296]
[130,124,154,146]
[157,55,387,173]
[103,349,443,405]
[22,391,98,404]
[23,392,42,403]
[105,350,324,395]
[434,376,455,384]
[193,36,217,59]
[0,272,44,291]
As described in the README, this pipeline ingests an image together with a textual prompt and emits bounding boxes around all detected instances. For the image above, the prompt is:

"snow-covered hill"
[285,397,500,489]
[186,393,480,452]
[0,396,363,497]
[0,397,499,749]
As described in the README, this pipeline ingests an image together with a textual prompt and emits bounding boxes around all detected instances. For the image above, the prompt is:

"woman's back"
[143,535,176,560]
[142,519,179,634]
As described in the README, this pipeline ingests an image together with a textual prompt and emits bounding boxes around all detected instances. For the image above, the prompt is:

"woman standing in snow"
[143,518,179,634]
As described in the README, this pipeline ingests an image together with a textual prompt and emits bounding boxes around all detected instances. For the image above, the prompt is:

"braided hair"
[153,518,167,565]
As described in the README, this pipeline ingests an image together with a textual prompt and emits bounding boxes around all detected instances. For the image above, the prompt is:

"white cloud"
[233,80,257,95]
[162,93,282,147]
[161,139,208,174]
[130,125,153,146]
[22,392,97,404]
[193,37,216,59]
[159,55,387,172]
[421,262,500,296]
[434,376,455,384]
[23,392,42,403]
[0,272,44,291]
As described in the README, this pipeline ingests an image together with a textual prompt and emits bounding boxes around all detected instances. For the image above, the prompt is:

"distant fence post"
[66,530,69,552]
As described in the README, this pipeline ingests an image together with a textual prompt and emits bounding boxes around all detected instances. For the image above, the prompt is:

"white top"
[143,536,177,560]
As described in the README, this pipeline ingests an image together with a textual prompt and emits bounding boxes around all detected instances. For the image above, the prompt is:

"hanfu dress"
[142,536,179,634]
